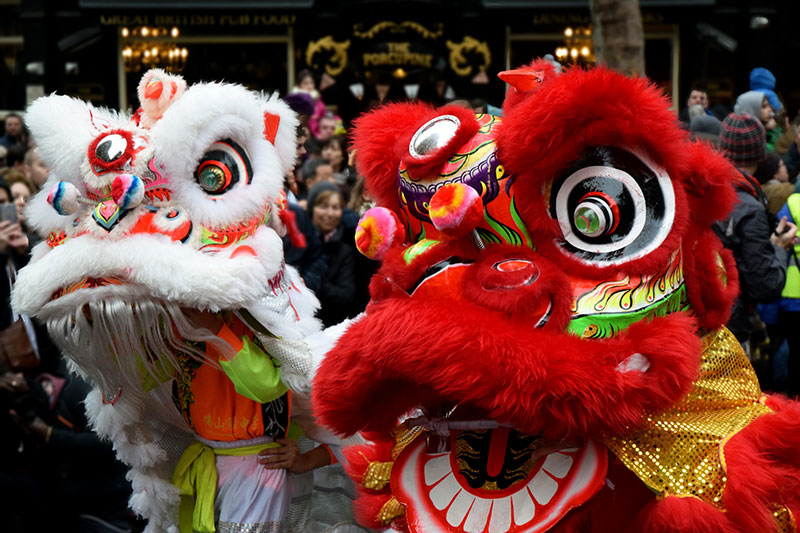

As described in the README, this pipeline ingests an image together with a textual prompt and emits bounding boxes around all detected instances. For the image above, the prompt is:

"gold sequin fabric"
[774,505,797,532]
[377,496,406,526]
[604,327,773,508]
[362,459,393,490]
[391,422,425,460]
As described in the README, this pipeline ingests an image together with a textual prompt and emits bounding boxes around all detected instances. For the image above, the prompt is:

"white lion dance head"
[11,69,328,532]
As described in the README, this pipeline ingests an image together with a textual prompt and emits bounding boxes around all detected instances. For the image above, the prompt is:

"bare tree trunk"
[590,0,645,76]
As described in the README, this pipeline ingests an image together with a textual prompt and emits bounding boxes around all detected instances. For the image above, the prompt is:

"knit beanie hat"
[749,67,782,111]
[719,113,766,168]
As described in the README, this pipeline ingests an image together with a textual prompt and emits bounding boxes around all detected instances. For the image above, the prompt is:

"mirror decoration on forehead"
[12,67,363,532]
[312,58,800,533]
[409,114,461,158]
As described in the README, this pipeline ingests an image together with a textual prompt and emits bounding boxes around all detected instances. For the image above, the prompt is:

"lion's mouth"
[49,276,125,301]
[392,425,607,532]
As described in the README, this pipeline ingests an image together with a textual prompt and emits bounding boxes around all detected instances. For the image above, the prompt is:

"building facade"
[1,0,797,123]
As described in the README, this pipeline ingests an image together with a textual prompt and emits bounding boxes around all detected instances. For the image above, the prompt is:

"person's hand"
[771,217,798,250]
[0,220,13,254]
[8,410,50,444]
[0,372,28,395]
[258,439,335,474]
[766,117,777,131]
[258,437,304,472]
[7,223,28,254]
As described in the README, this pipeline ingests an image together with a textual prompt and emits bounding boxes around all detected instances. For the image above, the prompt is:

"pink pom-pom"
[111,173,144,210]
[429,183,483,237]
[46,181,81,216]
[355,207,404,260]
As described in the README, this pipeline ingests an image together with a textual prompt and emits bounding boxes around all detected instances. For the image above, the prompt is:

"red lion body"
[313,62,800,532]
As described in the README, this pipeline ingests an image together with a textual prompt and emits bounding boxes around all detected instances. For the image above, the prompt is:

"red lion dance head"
[314,61,800,532]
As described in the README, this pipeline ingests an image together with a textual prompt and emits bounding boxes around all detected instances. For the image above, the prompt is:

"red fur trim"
[557,457,657,533]
[722,394,800,532]
[635,496,735,532]
[351,493,403,530]
[342,440,395,493]
[278,208,306,248]
[681,141,738,229]
[87,128,135,172]
[683,231,739,329]
[352,101,437,214]
[314,306,700,438]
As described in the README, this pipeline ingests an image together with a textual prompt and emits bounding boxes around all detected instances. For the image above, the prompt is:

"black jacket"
[316,225,357,327]
[713,186,787,341]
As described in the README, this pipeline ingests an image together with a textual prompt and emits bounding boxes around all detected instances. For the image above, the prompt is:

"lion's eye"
[95,134,129,164]
[195,139,252,195]
[409,115,460,158]
[550,146,675,265]
[88,131,134,172]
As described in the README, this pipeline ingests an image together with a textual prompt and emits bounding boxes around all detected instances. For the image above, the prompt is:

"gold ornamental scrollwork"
[306,36,351,77]
[446,36,492,77]
[353,21,444,40]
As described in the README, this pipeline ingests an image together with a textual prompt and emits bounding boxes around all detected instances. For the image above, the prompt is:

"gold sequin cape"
[603,327,795,530]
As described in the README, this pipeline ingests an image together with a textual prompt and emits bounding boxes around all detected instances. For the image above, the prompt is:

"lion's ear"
[25,95,104,183]
[259,94,300,177]
[681,141,738,229]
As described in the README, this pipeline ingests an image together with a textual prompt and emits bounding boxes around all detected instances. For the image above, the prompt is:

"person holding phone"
[0,178,27,260]
[3,170,39,249]
[0,176,30,344]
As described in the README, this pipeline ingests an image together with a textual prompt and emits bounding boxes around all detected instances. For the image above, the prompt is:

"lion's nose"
[466,254,554,328]
[90,174,144,232]
[479,259,539,290]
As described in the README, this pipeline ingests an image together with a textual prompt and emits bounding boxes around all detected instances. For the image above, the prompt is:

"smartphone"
[0,203,18,225]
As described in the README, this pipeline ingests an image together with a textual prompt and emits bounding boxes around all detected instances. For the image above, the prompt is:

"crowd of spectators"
[684,68,800,394]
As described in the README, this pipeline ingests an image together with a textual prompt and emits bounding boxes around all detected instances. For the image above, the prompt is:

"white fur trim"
[25,94,129,183]
[11,231,283,318]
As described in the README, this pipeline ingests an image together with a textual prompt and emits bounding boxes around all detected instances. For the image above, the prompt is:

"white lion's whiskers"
[47,298,234,397]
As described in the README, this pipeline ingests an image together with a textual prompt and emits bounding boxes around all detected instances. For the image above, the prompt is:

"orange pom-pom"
[429,182,483,237]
